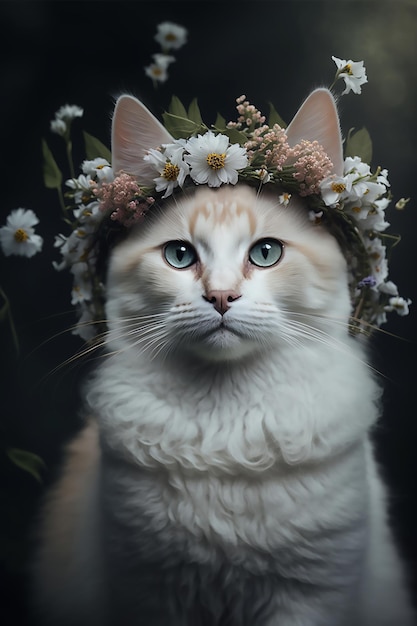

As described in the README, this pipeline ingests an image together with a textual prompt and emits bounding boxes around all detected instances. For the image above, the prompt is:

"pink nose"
[203,290,241,316]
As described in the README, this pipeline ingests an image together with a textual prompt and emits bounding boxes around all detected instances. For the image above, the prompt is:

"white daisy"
[0,208,43,258]
[185,131,248,187]
[145,144,189,198]
[154,22,188,51]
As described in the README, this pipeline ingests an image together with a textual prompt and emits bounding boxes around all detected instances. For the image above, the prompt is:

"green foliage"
[6,448,46,483]
[83,131,112,162]
[42,139,63,189]
[345,127,373,164]
[268,102,287,128]
[162,95,206,138]
[211,112,247,145]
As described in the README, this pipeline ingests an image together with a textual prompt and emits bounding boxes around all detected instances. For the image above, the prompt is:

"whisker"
[276,316,387,379]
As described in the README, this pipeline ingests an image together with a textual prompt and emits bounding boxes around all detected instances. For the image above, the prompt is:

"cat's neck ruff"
[87,335,380,476]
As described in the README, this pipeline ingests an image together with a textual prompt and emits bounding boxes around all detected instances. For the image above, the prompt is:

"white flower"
[319,174,353,206]
[384,296,412,316]
[378,280,399,296]
[66,174,94,204]
[348,179,386,203]
[255,168,272,184]
[377,168,390,187]
[0,208,43,258]
[70,262,93,305]
[151,53,176,70]
[279,192,291,206]
[72,200,102,224]
[154,22,188,51]
[50,118,67,136]
[144,144,189,198]
[332,56,368,95]
[81,158,114,182]
[55,104,84,121]
[145,62,170,84]
[184,131,248,187]
[343,156,371,178]
[365,236,388,287]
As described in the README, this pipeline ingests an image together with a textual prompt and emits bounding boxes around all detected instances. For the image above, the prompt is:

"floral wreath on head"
[0,55,411,343]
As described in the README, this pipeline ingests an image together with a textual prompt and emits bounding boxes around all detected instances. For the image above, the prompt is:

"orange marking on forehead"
[188,190,257,236]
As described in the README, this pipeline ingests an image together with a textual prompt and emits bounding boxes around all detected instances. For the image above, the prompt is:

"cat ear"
[285,88,344,176]
[111,95,174,185]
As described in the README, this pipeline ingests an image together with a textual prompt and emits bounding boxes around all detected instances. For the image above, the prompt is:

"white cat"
[32,90,415,625]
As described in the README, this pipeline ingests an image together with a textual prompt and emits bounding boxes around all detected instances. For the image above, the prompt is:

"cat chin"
[184,328,259,362]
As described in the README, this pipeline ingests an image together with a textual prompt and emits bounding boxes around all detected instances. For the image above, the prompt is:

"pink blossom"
[287,140,333,196]
[94,173,154,227]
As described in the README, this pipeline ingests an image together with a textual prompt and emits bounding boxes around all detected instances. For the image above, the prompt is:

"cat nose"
[203,290,241,316]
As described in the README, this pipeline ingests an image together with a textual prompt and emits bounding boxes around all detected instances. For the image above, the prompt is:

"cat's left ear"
[285,89,343,176]
[111,95,174,185]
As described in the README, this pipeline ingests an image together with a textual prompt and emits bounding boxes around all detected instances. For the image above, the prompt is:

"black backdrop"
[1,1,416,623]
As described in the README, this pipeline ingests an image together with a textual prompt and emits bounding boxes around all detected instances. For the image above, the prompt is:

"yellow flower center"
[206,152,226,170]
[162,162,180,181]
[165,33,177,42]
[14,228,29,243]
[331,182,346,194]
[351,206,362,213]
[343,63,353,75]
[152,66,163,77]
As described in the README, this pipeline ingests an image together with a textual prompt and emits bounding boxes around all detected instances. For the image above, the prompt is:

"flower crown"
[0,56,411,343]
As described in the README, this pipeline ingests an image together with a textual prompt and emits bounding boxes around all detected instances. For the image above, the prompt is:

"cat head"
[103,89,351,362]
[88,86,407,358]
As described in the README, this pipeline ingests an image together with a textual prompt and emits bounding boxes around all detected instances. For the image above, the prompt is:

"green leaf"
[7,448,46,483]
[187,98,203,125]
[221,127,248,145]
[168,95,188,118]
[212,113,247,145]
[83,131,112,162]
[268,102,287,128]
[162,112,202,139]
[42,139,63,189]
[213,113,227,131]
[344,127,373,164]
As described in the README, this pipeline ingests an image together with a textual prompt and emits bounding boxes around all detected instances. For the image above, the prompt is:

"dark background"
[1,1,416,623]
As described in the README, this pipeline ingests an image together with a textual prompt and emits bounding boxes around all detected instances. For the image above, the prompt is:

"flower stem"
[0,285,19,356]
[66,139,75,179]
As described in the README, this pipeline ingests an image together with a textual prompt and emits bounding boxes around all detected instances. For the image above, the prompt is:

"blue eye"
[248,238,283,267]
[164,241,197,269]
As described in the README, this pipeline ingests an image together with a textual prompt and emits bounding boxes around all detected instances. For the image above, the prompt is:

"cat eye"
[163,241,198,269]
[248,238,283,268]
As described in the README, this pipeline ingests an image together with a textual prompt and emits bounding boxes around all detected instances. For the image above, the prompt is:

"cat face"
[105,185,350,362]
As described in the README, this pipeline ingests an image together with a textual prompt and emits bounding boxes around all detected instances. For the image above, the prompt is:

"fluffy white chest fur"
[32,91,415,625]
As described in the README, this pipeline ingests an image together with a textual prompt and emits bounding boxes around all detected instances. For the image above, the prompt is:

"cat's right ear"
[111,95,174,185]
